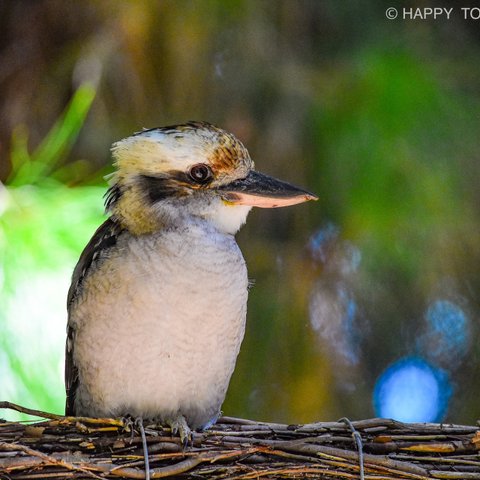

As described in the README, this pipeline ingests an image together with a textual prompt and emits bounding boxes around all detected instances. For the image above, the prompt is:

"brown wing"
[65,218,124,415]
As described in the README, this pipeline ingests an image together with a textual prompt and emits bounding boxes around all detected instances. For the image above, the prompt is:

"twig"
[135,418,150,480]
[339,417,365,480]
[0,401,125,427]
[0,442,103,479]
[0,402,64,421]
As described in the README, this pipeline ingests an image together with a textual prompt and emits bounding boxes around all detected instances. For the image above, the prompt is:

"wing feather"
[65,218,124,415]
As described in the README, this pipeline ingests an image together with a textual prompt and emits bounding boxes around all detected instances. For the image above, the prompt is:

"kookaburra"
[65,121,317,442]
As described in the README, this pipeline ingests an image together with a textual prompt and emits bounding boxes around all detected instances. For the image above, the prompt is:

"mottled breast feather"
[65,218,124,415]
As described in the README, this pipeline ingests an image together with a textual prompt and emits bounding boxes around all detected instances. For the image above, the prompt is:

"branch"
[1,402,479,479]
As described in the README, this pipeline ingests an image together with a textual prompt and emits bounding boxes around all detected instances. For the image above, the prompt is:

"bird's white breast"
[72,219,248,428]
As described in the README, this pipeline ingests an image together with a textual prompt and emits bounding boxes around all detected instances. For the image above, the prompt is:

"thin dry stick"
[339,416,365,480]
[0,401,125,427]
[136,418,151,480]
[0,442,103,480]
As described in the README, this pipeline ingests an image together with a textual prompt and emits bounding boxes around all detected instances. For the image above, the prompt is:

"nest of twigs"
[1,401,480,479]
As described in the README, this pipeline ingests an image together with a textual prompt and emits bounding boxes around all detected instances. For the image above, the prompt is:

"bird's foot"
[167,415,192,448]
[120,415,136,441]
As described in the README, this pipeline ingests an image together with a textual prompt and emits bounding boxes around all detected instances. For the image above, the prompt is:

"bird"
[65,121,317,443]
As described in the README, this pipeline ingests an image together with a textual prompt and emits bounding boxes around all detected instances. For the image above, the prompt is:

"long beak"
[219,170,318,208]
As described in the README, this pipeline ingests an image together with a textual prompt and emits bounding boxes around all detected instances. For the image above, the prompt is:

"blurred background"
[1,0,480,425]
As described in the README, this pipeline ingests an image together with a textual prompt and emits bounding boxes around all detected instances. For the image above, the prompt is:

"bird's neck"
[110,185,162,235]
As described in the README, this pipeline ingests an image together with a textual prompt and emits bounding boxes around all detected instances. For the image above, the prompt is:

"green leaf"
[8,83,96,186]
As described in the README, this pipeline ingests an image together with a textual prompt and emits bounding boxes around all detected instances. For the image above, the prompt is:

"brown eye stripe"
[139,169,214,205]
[139,174,182,202]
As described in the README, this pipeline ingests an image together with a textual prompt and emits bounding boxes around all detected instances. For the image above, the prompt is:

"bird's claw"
[120,416,136,442]
[168,415,192,448]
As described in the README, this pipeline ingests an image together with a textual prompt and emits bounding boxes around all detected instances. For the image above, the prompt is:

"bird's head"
[106,122,317,235]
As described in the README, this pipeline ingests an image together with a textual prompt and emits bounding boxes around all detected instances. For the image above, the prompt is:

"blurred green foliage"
[304,49,480,419]
[9,85,96,186]
[1,1,479,424]
[312,49,478,283]
[1,84,103,419]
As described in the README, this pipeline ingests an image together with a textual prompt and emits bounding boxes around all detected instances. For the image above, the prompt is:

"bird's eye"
[188,164,213,185]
